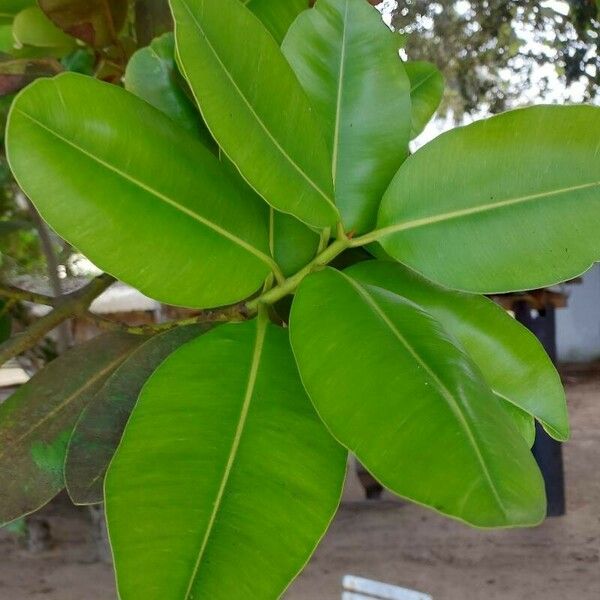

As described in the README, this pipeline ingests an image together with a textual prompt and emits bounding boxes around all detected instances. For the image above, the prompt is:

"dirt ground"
[1,367,598,600]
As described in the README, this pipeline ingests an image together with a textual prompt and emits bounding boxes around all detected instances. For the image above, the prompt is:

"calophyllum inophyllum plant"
[1,0,598,597]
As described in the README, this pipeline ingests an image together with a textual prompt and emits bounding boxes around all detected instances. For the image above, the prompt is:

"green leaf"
[0,24,14,52]
[60,47,94,74]
[0,332,145,526]
[243,0,310,44]
[12,6,77,50]
[38,0,129,48]
[65,324,208,505]
[282,0,411,233]
[377,105,600,293]
[124,32,214,146]
[219,152,319,277]
[404,60,443,138]
[271,209,320,277]
[290,268,546,527]
[106,319,346,599]
[6,73,274,308]
[345,260,568,441]
[500,399,535,448]
[171,0,338,229]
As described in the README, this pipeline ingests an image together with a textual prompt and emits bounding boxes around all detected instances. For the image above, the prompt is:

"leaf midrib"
[183,318,267,599]
[14,108,274,271]
[176,0,338,215]
[377,180,600,239]
[340,273,509,520]
[331,0,350,183]
[410,69,437,95]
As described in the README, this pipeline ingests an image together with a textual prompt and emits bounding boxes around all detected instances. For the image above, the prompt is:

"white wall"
[557,264,600,363]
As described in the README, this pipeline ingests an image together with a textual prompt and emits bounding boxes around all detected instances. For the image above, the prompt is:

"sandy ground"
[0,367,598,600]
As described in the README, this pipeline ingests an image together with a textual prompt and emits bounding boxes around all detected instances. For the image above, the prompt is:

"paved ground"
[1,366,599,599]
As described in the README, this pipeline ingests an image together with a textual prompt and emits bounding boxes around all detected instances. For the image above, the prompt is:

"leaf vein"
[177,0,337,213]
[15,108,275,271]
[183,317,267,598]
[340,273,509,520]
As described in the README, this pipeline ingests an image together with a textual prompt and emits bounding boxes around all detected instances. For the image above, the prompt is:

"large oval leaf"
[124,32,214,146]
[171,0,338,229]
[243,0,310,44]
[6,73,273,308]
[0,332,144,526]
[282,0,411,233]
[377,105,600,293]
[290,268,546,527]
[345,260,568,441]
[65,324,208,506]
[12,6,76,50]
[105,319,346,599]
[404,60,443,139]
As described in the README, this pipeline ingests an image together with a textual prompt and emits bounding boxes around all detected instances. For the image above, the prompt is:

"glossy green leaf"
[290,268,546,527]
[404,60,443,138]
[345,260,568,441]
[219,152,319,277]
[243,0,310,44]
[106,319,346,599]
[377,105,600,293]
[0,332,144,526]
[283,0,411,233]
[65,324,208,506]
[60,47,94,74]
[6,73,273,308]
[271,210,320,277]
[171,0,338,229]
[12,6,76,50]
[124,32,214,145]
[38,0,128,48]
[0,24,13,51]
[500,399,535,448]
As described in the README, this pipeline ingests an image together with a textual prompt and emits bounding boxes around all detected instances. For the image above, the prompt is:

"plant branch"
[0,275,115,366]
[27,199,71,351]
[0,286,54,306]
[349,228,385,247]
[82,303,249,335]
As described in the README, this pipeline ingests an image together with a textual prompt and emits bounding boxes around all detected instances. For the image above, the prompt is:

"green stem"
[246,237,351,310]
[349,228,385,247]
